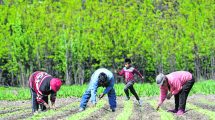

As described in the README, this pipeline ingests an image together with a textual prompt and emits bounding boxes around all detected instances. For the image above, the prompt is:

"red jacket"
[118,67,143,83]
[29,71,56,104]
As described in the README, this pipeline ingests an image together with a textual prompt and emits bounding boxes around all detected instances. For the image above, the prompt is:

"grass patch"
[67,100,106,120]
[149,100,174,120]
[199,98,215,106]
[27,101,79,120]
[0,80,214,100]
[0,107,31,119]
[187,103,215,120]
[115,100,133,120]
[0,104,29,111]
[189,80,215,95]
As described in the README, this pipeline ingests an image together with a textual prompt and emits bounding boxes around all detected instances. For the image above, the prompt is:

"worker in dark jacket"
[29,71,62,114]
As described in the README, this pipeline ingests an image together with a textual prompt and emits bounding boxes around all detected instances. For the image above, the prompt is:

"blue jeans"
[30,89,39,112]
[30,89,48,112]
[80,88,117,109]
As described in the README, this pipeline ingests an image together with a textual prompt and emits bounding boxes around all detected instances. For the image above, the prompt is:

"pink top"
[118,67,143,83]
[158,71,192,106]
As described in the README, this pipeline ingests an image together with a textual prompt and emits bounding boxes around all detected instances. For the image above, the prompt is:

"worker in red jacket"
[29,71,62,114]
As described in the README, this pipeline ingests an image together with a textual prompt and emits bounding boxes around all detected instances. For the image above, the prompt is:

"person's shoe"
[33,111,39,115]
[125,97,130,101]
[138,100,143,106]
[167,109,178,113]
[79,107,85,112]
[111,108,116,112]
[176,109,185,115]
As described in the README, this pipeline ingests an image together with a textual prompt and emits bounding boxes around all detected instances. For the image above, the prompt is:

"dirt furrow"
[43,107,79,120]
[102,98,124,120]
[83,105,111,120]
[3,112,32,120]
[29,98,80,120]
[0,107,31,114]
[163,100,209,120]
[142,102,160,120]
[0,109,32,120]
[191,102,215,111]
[0,100,30,108]
[0,95,214,120]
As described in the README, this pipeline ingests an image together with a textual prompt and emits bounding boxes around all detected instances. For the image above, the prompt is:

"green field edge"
[115,100,133,120]
[27,101,80,120]
[149,100,175,120]
[66,100,106,120]
[187,103,215,120]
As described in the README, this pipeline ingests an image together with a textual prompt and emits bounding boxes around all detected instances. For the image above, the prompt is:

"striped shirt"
[118,67,143,83]
[29,71,56,104]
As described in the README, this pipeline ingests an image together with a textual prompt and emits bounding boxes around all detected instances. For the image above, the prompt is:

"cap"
[50,78,62,92]
[156,73,166,86]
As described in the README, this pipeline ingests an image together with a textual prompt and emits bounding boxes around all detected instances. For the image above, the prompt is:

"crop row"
[0,80,215,101]
[0,97,214,120]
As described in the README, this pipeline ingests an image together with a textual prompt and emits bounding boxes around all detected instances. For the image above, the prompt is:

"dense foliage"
[0,0,214,86]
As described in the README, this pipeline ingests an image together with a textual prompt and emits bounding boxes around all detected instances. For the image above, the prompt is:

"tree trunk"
[169,54,176,72]
[111,57,118,83]
[74,63,78,84]
[19,62,25,87]
[0,71,2,85]
[11,72,15,86]
[80,66,85,85]
[36,48,41,69]
[156,60,163,74]
[211,54,215,80]
[65,41,72,85]
[78,63,85,85]
[193,43,201,81]
[25,68,30,87]
[0,0,4,4]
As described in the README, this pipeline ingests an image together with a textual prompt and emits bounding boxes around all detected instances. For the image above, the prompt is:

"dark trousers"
[30,89,48,112]
[124,81,140,100]
[174,77,195,110]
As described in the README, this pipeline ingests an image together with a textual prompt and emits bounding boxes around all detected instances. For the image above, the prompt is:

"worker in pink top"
[155,71,195,115]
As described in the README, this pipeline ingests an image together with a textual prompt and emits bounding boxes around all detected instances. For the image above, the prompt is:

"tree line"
[0,0,214,86]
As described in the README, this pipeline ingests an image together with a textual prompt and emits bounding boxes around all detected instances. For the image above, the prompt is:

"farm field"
[0,94,214,120]
[0,1,214,120]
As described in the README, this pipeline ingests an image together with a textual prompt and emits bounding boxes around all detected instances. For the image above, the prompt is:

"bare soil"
[0,94,214,120]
